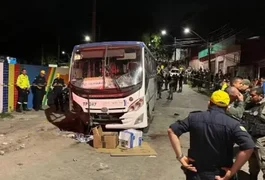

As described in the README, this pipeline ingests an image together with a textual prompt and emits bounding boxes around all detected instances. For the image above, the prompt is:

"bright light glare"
[148,43,151,46]
[62,51,65,54]
[184,28,190,34]
[161,30,167,35]
[85,35,91,41]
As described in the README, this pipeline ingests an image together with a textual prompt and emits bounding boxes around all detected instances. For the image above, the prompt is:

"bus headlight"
[128,97,144,112]
[134,114,144,125]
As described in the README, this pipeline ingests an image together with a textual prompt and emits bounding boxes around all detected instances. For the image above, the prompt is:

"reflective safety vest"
[221,82,228,91]
[16,74,30,89]
[157,66,161,74]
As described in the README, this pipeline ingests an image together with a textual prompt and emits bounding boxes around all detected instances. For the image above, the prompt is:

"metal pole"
[92,0,96,42]
[98,25,101,41]
[207,42,211,72]
[174,37,177,61]
[57,36,60,66]
[41,44,44,65]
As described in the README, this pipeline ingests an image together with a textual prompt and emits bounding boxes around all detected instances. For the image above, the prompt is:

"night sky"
[0,0,264,62]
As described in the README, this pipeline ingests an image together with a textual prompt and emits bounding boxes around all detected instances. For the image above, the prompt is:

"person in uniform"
[225,86,245,119]
[16,68,30,112]
[230,76,243,90]
[178,71,184,92]
[243,87,265,180]
[32,70,47,111]
[157,72,164,99]
[167,74,176,100]
[168,90,255,180]
[52,73,65,112]
[240,79,251,101]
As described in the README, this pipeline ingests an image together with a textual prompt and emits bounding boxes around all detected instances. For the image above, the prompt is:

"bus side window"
[145,51,151,76]
[151,57,157,76]
[144,50,151,90]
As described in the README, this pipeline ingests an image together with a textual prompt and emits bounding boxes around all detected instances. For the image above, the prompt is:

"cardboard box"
[92,126,119,149]
[119,129,143,148]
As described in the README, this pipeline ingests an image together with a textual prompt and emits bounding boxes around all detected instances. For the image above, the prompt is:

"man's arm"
[16,75,21,88]
[52,79,57,87]
[26,76,30,89]
[222,124,255,179]
[227,101,245,119]
[44,79,47,86]
[168,117,190,157]
[168,127,183,159]
[168,117,197,172]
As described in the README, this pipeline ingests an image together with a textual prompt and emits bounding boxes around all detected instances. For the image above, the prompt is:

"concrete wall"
[189,59,203,70]
[199,51,240,74]
[0,62,69,112]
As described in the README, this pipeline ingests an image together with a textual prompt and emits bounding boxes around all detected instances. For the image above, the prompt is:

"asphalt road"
[0,85,262,180]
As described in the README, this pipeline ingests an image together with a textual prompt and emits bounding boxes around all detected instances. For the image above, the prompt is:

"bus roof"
[74,41,146,50]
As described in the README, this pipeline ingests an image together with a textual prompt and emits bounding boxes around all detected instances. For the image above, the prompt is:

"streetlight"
[85,35,91,42]
[184,28,190,34]
[61,51,70,59]
[183,27,206,42]
[161,30,167,36]
[160,29,178,61]
[183,27,212,73]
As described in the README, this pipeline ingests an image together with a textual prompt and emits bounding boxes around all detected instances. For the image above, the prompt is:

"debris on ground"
[0,151,4,155]
[19,144,26,149]
[74,133,93,143]
[97,163,109,171]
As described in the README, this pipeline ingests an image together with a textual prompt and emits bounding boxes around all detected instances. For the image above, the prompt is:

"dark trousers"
[157,82,162,98]
[53,91,64,110]
[174,80,178,91]
[33,90,44,110]
[165,80,168,90]
[179,80,183,91]
[17,88,29,110]
[184,169,237,180]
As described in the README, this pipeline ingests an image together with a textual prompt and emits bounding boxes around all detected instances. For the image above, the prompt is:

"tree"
[142,33,173,60]
[142,33,151,45]
[43,55,57,65]
[150,34,162,49]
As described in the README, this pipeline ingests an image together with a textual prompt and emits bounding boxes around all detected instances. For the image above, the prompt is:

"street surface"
[0,85,262,180]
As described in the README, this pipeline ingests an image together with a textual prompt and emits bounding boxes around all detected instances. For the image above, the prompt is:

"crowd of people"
[167,73,265,180]
[156,63,189,100]
[16,69,66,112]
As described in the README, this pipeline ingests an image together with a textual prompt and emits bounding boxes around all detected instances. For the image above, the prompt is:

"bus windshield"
[70,45,143,90]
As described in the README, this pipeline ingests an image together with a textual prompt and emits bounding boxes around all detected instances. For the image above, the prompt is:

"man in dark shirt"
[32,70,47,111]
[168,90,255,180]
[52,73,65,112]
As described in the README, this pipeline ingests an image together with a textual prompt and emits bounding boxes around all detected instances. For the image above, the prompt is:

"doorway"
[260,67,265,78]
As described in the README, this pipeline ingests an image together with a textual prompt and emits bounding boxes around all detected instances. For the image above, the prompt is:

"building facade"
[189,35,240,75]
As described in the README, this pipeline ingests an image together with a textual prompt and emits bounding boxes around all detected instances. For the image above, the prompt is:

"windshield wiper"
[102,46,121,91]
[105,66,121,92]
